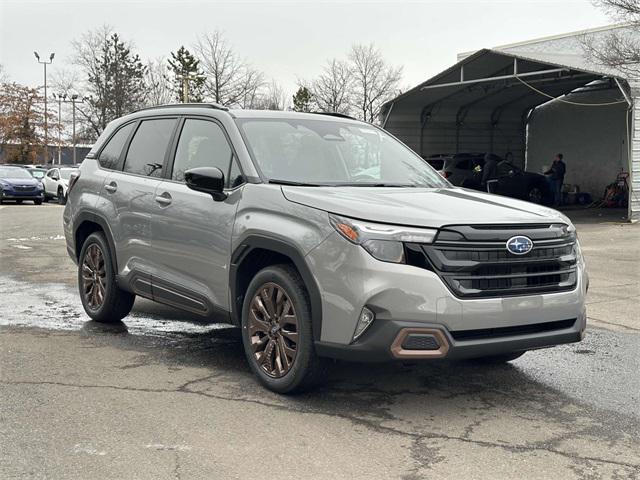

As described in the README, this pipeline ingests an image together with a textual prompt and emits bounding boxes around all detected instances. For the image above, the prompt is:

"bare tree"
[584,1,640,75]
[195,31,264,107]
[253,80,287,110]
[308,58,353,115]
[238,69,266,109]
[145,57,174,106]
[348,43,403,123]
[71,25,147,138]
[0,64,8,83]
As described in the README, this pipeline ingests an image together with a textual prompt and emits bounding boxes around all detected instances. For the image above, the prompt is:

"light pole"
[34,51,55,164]
[69,94,85,164]
[53,92,65,165]
[176,73,205,103]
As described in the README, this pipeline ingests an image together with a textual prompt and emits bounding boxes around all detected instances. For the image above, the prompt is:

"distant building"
[0,144,92,166]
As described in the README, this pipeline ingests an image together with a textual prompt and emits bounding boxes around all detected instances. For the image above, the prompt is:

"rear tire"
[241,264,326,394]
[78,231,135,323]
[476,351,526,364]
[527,185,544,204]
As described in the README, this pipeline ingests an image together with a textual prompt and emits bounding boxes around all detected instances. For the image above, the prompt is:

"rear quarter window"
[98,123,135,170]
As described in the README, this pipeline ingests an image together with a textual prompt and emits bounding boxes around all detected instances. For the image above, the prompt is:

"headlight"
[329,214,437,263]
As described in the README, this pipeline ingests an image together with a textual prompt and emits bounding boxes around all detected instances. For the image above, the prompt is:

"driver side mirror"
[185,167,227,201]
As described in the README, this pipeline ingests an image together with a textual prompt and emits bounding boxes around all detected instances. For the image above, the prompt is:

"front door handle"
[104,182,117,193]
[155,192,172,206]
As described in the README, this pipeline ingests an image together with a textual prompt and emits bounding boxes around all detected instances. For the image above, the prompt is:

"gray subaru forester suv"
[63,104,588,393]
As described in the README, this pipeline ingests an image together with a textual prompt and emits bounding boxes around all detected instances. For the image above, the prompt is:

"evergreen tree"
[168,46,205,103]
[72,28,147,136]
[292,86,313,112]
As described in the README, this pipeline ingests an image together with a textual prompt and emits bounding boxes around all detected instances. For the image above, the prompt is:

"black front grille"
[451,318,576,341]
[14,185,36,192]
[408,224,578,298]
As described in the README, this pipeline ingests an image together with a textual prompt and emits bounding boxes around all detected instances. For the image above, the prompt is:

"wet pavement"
[1,204,639,479]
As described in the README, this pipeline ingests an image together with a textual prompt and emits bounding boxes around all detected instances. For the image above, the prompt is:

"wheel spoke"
[248,309,271,334]
[280,329,298,344]
[276,336,291,370]
[260,286,276,318]
[251,334,269,353]
[252,296,271,321]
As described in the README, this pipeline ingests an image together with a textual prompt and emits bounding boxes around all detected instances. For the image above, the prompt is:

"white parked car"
[43,167,78,204]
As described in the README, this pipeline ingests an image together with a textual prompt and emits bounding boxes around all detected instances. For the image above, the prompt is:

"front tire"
[58,187,66,205]
[241,264,325,394]
[78,232,135,323]
[527,185,544,204]
[34,199,43,205]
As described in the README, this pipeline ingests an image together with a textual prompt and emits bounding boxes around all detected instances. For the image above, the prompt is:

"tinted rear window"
[123,119,176,177]
[99,122,135,170]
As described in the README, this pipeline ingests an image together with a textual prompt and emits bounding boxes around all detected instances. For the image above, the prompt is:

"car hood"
[281,186,567,228]
[1,177,40,186]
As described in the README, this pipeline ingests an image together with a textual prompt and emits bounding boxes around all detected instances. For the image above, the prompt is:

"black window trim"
[119,115,180,179]
[164,115,246,191]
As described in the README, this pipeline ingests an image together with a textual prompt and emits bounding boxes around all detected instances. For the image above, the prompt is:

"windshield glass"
[60,169,76,180]
[0,167,32,179]
[236,118,448,187]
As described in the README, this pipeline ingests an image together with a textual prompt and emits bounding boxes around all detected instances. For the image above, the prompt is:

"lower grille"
[450,318,576,341]
[409,224,578,298]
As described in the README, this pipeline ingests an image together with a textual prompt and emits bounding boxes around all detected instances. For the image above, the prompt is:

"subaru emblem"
[506,235,533,255]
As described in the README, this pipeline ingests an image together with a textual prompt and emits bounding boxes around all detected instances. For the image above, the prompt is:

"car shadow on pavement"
[77,316,640,450]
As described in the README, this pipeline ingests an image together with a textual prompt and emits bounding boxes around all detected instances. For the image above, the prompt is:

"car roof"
[130,103,362,124]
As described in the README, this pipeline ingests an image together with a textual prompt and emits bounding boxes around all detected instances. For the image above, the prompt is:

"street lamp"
[175,73,206,103]
[34,51,55,164]
[53,92,66,165]
[69,94,86,164]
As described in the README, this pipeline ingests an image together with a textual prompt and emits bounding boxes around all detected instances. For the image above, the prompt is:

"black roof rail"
[135,102,229,113]
[311,111,358,121]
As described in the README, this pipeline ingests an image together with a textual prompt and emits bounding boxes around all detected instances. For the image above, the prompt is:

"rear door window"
[123,119,176,177]
[98,122,135,170]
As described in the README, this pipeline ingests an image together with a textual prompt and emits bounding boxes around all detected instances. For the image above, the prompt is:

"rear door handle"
[155,192,172,206]
[104,182,117,193]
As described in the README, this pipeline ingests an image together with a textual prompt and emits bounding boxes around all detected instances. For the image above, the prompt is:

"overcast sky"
[1,0,611,97]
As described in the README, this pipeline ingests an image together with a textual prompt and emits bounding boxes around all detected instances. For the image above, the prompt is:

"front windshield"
[236,118,448,187]
[60,169,76,180]
[0,167,32,179]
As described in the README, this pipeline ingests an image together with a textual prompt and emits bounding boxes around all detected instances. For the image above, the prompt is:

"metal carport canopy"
[381,49,623,166]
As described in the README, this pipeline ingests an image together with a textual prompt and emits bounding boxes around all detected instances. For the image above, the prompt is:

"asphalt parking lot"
[0,204,639,479]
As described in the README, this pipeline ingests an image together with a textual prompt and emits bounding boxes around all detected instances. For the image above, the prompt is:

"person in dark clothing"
[481,153,499,192]
[544,153,566,206]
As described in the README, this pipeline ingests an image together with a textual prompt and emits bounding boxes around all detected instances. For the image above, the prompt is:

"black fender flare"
[230,234,323,341]
[73,211,119,273]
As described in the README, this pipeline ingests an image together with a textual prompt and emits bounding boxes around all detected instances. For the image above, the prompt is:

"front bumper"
[1,190,44,200]
[306,231,588,361]
[315,315,586,362]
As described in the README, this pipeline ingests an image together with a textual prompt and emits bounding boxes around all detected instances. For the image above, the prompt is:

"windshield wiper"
[268,179,325,187]
[336,182,417,187]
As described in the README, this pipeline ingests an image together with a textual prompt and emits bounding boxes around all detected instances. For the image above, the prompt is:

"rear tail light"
[68,171,80,194]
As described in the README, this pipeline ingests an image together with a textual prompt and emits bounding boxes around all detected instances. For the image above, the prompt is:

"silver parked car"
[63,105,588,393]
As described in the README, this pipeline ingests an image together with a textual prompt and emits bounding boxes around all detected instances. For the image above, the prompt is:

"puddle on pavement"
[0,275,232,338]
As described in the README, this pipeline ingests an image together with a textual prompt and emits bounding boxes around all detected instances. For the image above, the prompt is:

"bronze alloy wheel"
[248,282,299,378]
[81,243,107,310]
